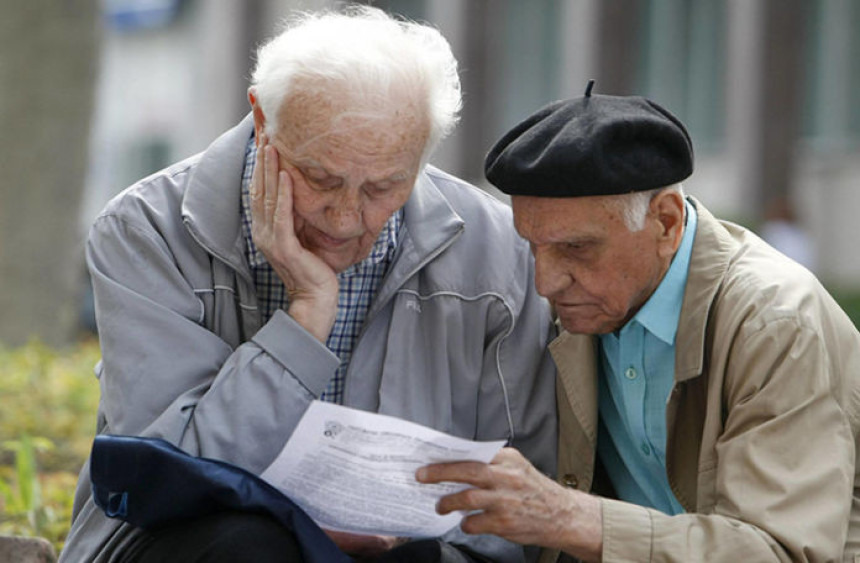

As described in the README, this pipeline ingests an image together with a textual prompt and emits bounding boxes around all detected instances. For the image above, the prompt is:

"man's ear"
[651,189,686,259]
[248,89,266,142]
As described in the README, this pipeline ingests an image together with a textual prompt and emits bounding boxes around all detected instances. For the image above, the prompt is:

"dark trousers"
[120,511,490,563]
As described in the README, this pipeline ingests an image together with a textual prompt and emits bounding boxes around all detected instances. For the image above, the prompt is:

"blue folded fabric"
[90,434,351,563]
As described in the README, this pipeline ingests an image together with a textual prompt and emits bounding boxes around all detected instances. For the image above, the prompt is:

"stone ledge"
[0,535,57,563]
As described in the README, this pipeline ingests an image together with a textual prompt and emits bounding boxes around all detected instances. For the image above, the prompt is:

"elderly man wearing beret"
[418,82,860,562]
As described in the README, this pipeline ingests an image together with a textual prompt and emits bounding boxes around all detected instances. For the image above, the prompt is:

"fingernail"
[415,468,426,481]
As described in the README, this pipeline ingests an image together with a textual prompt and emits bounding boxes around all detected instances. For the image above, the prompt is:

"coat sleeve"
[600,314,854,562]
[490,251,558,481]
[87,212,340,473]
[434,247,557,563]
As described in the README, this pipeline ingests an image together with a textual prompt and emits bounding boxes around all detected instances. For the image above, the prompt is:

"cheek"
[363,191,411,229]
[598,260,659,317]
[290,178,326,218]
[576,264,635,312]
[361,206,396,237]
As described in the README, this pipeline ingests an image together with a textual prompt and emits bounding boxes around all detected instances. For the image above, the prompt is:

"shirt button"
[562,474,579,488]
[625,367,637,380]
[641,442,651,456]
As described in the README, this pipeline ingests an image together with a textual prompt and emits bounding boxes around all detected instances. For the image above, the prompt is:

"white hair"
[604,183,686,232]
[250,5,462,164]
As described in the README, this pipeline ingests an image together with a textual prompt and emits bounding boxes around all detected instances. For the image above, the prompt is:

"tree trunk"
[0,1,100,347]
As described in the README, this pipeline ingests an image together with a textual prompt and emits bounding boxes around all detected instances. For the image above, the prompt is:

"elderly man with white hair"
[60,6,556,563]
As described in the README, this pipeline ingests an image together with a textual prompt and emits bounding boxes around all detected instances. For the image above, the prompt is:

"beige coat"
[541,200,860,563]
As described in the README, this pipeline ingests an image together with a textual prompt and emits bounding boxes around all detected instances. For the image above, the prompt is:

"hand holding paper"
[260,401,505,538]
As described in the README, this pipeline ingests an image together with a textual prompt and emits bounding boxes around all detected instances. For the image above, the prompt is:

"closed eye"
[562,240,598,259]
[302,168,343,190]
[362,178,405,197]
[313,176,343,190]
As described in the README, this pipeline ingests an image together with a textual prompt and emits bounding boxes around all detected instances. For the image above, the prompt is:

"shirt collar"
[240,134,402,274]
[624,200,698,345]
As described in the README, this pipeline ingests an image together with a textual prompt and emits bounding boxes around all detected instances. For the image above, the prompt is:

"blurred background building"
[2,0,859,347]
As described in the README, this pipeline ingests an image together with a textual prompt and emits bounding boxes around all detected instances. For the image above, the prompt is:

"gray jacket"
[61,116,557,563]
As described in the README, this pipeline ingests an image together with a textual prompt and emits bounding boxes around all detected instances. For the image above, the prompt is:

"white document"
[260,400,505,538]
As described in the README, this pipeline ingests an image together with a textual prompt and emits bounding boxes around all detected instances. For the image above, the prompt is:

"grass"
[0,339,101,551]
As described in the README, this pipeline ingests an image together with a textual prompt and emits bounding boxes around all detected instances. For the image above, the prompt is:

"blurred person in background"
[418,86,860,562]
[61,6,556,563]
[760,195,817,272]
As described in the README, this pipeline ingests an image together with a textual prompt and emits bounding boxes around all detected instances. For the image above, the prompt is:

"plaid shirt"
[239,135,401,403]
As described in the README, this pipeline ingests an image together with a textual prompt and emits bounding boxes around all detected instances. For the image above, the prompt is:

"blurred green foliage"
[830,288,860,328]
[0,339,101,551]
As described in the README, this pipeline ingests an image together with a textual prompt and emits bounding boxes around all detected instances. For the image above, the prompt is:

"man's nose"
[327,187,362,234]
[533,246,571,298]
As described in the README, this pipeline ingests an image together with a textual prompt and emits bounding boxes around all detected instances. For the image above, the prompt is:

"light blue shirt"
[597,200,697,514]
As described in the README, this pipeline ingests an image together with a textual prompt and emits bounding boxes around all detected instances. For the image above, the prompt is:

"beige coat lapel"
[549,331,599,492]
[665,199,732,511]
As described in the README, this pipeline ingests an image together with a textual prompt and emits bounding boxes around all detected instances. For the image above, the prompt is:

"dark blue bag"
[90,434,351,563]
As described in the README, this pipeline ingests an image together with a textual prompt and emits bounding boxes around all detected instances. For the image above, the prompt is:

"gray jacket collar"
[181,114,254,278]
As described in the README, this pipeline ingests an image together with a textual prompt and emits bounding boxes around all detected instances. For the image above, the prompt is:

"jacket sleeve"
[599,314,854,562]
[435,249,557,563]
[490,252,558,481]
[87,212,340,473]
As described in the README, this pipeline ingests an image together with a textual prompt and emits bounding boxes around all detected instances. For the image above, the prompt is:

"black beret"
[484,82,694,197]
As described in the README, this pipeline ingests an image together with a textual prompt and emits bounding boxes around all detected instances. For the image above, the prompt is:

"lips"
[315,230,352,248]
[555,302,591,309]
[305,224,358,249]
[554,302,604,320]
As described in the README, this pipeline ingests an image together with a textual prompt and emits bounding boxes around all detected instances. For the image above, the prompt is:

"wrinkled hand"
[416,447,603,562]
[324,529,408,560]
[250,134,339,342]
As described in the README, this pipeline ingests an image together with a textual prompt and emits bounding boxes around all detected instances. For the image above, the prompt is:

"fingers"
[416,460,492,488]
[489,446,528,467]
[459,508,512,537]
[249,135,267,227]
[250,134,286,227]
[415,447,527,488]
[263,144,279,226]
[416,448,554,525]
[435,484,500,516]
[250,135,297,254]
[273,170,294,227]
[416,448,599,555]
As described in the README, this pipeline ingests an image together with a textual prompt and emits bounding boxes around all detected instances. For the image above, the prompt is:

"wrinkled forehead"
[512,195,615,242]
[276,79,429,143]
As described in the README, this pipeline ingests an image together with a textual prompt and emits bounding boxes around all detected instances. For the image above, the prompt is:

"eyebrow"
[294,161,409,185]
[289,155,327,171]
[564,235,600,245]
[378,171,409,183]
[276,143,412,184]
[524,231,600,246]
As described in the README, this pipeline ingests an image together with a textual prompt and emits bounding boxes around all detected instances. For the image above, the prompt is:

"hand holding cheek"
[250,134,339,342]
